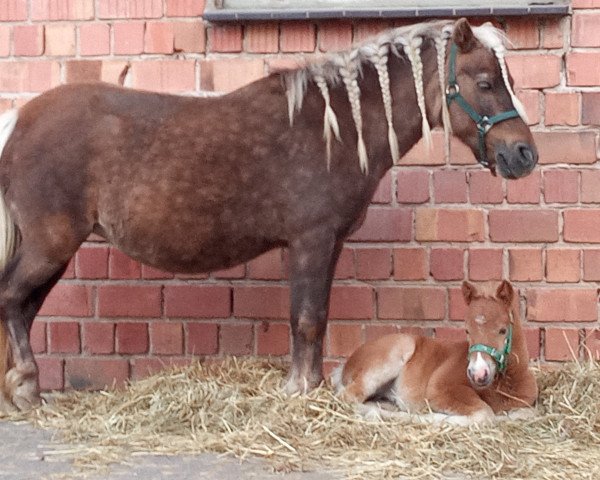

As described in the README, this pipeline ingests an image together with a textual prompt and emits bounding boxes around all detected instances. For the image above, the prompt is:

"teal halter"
[445,43,521,168]
[468,323,513,374]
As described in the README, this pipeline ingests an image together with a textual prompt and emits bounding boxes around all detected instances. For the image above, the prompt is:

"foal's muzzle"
[494,142,538,179]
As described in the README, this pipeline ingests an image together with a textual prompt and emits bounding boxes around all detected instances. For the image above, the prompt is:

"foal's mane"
[283,20,526,173]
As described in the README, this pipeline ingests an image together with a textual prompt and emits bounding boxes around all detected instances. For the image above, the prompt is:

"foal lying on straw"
[332,281,537,425]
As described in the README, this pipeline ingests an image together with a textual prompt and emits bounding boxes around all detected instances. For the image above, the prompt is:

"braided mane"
[284,20,526,173]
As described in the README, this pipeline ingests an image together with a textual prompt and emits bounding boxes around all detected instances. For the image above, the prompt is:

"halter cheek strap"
[445,43,521,168]
[468,322,513,374]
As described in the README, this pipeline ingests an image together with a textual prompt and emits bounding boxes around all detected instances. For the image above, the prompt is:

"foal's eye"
[477,81,492,91]
[499,328,507,335]
[466,329,470,335]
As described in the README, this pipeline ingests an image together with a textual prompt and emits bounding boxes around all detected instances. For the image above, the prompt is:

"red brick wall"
[1,1,599,390]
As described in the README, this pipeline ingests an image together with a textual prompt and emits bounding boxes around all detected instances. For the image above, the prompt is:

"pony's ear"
[453,18,477,53]
[496,280,514,308]
[462,281,478,305]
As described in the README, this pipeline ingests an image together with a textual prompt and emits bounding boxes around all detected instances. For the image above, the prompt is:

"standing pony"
[0,18,537,411]
[332,281,537,425]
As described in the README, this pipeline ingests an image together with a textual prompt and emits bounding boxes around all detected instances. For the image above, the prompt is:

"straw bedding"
[4,358,600,479]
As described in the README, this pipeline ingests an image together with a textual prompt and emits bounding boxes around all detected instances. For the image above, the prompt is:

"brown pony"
[332,281,538,425]
[0,18,537,411]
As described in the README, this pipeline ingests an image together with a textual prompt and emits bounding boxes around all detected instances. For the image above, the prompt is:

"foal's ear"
[496,280,514,308]
[453,18,477,53]
[462,281,478,305]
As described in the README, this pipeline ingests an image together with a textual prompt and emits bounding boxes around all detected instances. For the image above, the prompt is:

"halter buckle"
[478,116,491,133]
[445,84,460,97]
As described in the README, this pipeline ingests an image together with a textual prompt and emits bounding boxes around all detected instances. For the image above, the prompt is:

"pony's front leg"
[427,385,495,426]
[284,228,342,394]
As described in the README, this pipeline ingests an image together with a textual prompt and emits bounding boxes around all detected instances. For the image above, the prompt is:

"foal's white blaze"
[469,352,493,384]
[475,314,486,325]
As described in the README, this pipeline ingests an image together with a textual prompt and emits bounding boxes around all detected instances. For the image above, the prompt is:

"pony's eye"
[466,329,470,335]
[499,327,507,335]
[477,81,492,91]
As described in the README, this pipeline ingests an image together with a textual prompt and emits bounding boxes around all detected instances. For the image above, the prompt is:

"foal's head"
[445,19,537,179]
[461,280,515,389]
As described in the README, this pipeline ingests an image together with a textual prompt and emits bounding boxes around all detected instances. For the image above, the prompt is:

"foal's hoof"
[5,368,41,412]
[282,373,323,396]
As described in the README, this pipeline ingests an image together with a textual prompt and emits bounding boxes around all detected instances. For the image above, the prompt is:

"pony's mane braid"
[405,36,432,150]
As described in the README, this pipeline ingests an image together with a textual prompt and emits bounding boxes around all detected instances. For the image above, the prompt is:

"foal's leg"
[284,228,341,394]
[427,385,495,426]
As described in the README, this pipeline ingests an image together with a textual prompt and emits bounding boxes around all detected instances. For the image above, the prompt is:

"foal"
[332,281,537,424]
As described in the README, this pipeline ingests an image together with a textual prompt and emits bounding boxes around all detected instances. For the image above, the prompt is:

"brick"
[567,52,600,86]
[164,285,231,318]
[142,265,175,279]
[364,325,398,343]
[545,92,580,127]
[0,0,27,20]
[98,285,162,317]
[150,322,183,355]
[65,60,102,83]
[212,264,245,279]
[101,60,131,85]
[433,170,467,204]
[355,248,391,280]
[372,171,393,204]
[535,131,597,165]
[354,20,389,42]
[14,25,44,57]
[448,287,466,321]
[82,322,114,354]
[166,0,205,16]
[333,248,354,280]
[509,248,543,282]
[45,24,76,56]
[435,327,466,342]
[145,21,174,54]
[220,323,253,355]
[505,17,539,49]
[48,321,80,354]
[36,357,64,391]
[573,0,600,6]
[402,132,474,166]
[39,284,92,317]
[319,22,353,52]
[234,286,289,320]
[76,247,109,279]
[489,210,558,243]
[247,250,283,280]
[62,259,76,280]
[132,60,196,93]
[209,24,242,52]
[542,18,564,48]
[377,287,445,320]
[65,358,129,390]
[505,55,561,89]
[393,248,427,281]
[349,207,412,242]
[582,93,600,125]
[564,210,600,243]
[572,12,600,47]
[98,0,162,18]
[32,0,93,20]
[173,21,205,53]
[397,170,429,204]
[186,322,218,355]
[280,22,316,52]
[256,322,289,356]
[584,329,600,360]
[469,249,503,281]
[521,329,540,361]
[265,56,306,73]
[329,286,374,320]
[109,248,141,279]
[527,289,597,322]
[79,23,110,56]
[115,322,148,354]
[546,249,580,283]
[516,90,540,126]
[583,249,600,281]
[469,171,503,204]
[245,23,278,53]
[30,322,46,354]
[415,208,484,242]
[327,324,362,357]
[506,171,541,204]
[430,248,463,281]
[543,170,579,203]
[113,22,145,55]
[201,59,265,93]
[545,329,580,361]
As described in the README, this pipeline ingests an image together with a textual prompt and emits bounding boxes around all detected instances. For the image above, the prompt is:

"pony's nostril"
[516,143,537,166]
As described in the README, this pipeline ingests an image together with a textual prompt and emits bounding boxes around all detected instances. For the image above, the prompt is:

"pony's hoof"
[0,393,17,416]
[282,373,322,396]
[5,367,41,412]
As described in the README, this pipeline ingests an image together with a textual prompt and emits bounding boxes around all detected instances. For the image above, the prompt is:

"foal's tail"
[0,109,19,271]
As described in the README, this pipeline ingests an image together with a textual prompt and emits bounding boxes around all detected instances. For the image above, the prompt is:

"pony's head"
[445,19,537,179]
[461,280,515,389]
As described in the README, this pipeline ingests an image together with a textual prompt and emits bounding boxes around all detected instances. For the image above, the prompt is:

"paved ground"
[0,421,338,480]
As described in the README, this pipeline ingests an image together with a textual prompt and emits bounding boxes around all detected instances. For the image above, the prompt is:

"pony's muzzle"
[494,142,538,179]
[467,352,496,389]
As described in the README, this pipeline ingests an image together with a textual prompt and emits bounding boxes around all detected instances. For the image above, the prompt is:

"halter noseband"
[445,43,521,168]
[468,314,513,374]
